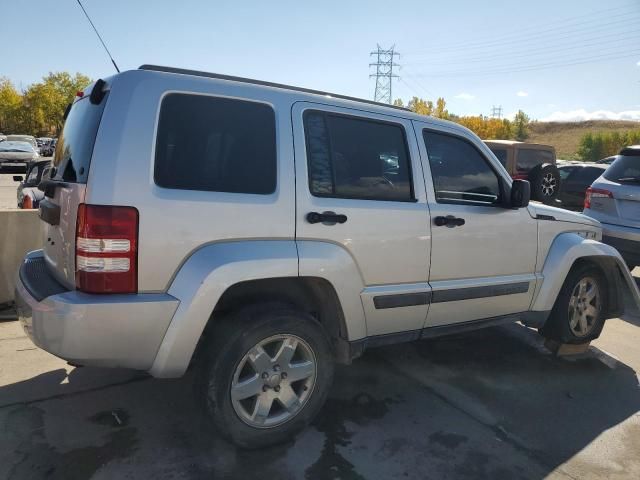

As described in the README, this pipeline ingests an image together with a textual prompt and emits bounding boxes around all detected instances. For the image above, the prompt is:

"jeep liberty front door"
[415,123,538,327]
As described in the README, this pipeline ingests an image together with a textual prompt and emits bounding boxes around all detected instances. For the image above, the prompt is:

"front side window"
[423,130,501,205]
[154,94,277,194]
[304,111,413,201]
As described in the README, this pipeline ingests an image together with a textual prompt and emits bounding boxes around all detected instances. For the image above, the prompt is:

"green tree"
[512,110,530,141]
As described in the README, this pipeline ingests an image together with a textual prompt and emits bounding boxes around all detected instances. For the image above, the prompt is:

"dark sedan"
[557,163,608,211]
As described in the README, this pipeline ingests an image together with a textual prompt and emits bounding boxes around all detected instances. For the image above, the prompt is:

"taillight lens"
[584,187,613,210]
[75,204,139,294]
[22,195,33,209]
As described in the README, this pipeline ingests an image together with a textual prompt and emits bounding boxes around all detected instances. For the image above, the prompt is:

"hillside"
[528,120,640,159]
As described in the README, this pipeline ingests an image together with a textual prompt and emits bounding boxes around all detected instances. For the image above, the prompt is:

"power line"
[403,5,639,55]
[404,49,640,78]
[369,45,400,104]
[404,32,640,67]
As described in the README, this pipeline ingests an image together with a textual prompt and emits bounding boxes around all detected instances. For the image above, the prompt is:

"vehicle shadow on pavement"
[1,323,639,479]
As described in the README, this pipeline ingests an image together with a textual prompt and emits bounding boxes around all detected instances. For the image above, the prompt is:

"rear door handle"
[434,215,465,228]
[307,211,348,225]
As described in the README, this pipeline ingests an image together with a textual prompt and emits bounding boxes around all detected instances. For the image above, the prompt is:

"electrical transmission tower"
[490,105,503,119]
[369,45,400,104]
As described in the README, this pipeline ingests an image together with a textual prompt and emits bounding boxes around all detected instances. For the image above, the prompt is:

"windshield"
[0,141,34,153]
[53,94,108,183]
[6,136,36,147]
[603,156,640,183]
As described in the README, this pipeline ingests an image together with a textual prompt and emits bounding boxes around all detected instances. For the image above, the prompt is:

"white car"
[15,66,640,448]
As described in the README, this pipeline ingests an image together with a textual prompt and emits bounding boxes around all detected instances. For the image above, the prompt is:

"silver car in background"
[0,141,40,172]
[584,145,640,269]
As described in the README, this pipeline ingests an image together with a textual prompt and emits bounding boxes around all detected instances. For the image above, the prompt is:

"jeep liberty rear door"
[293,102,431,337]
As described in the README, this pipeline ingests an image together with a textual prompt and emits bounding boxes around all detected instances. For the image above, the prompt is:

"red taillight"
[512,173,528,180]
[76,90,84,98]
[22,196,33,209]
[584,187,613,210]
[75,204,139,294]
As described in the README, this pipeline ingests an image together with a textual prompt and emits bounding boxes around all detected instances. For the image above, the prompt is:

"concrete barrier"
[0,210,44,305]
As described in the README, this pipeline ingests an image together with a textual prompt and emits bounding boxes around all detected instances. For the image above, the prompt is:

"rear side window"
[154,94,276,194]
[304,111,413,202]
[53,96,108,183]
[516,148,554,173]
[423,130,501,205]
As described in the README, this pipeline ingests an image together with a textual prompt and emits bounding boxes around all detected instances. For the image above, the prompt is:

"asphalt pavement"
[1,282,640,480]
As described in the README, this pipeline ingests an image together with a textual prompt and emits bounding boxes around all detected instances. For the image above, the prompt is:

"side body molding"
[296,240,368,341]
[531,232,640,312]
[150,240,298,378]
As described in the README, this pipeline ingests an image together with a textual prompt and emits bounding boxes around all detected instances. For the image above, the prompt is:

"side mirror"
[13,176,24,182]
[510,179,530,209]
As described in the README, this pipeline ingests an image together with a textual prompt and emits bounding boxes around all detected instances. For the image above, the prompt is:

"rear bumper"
[15,250,179,371]
[601,222,640,266]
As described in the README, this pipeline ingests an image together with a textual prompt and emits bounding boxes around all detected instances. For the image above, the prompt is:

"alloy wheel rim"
[230,334,317,428]
[568,277,601,337]
[541,173,557,196]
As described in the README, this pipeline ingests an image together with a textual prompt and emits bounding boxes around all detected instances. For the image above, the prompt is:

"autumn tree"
[0,72,91,136]
[0,77,22,133]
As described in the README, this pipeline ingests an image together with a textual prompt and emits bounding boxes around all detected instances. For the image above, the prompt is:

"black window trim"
[422,128,509,208]
[153,91,278,195]
[303,108,418,203]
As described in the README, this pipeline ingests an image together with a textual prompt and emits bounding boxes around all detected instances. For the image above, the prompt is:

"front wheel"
[196,305,334,448]
[540,264,607,344]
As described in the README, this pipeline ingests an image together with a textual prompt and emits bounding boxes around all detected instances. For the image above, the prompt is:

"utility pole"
[490,105,503,119]
[369,45,400,104]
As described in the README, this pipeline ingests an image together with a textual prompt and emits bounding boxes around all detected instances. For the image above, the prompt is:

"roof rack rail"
[138,64,411,112]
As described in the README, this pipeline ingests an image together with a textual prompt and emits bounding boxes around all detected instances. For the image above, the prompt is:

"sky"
[2,0,639,121]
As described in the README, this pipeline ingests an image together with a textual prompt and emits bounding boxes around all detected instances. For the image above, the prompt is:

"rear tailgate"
[40,86,109,288]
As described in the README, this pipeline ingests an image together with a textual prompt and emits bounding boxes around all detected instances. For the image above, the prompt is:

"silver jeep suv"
[583,146,640,269]
[15,66,640,448]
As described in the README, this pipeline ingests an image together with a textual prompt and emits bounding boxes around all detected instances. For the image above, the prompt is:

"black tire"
[196,304,334,449]
[529,163,561,204]
[540,263,608,344]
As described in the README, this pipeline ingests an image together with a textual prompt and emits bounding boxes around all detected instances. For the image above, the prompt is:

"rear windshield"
[53,95,108,183]
[516,148,554,173]
[603,156,640,184]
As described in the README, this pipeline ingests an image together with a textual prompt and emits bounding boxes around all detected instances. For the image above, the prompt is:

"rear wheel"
[529,163,560,204]
[540,264,607,344]
[196,305,334,448]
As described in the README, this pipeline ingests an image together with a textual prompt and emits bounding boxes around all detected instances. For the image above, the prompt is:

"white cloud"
[637,60,640,66]
[454,92,475,100]
[516,91,528,97]
[541,109,640,122]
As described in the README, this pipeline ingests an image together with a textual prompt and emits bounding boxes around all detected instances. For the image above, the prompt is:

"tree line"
[394,96,531,141]
[577,130,640,162]
[1,72,534,143]
[0,72,91,136]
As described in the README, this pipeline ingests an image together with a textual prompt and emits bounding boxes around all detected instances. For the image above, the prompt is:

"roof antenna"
[75,0,120,73]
